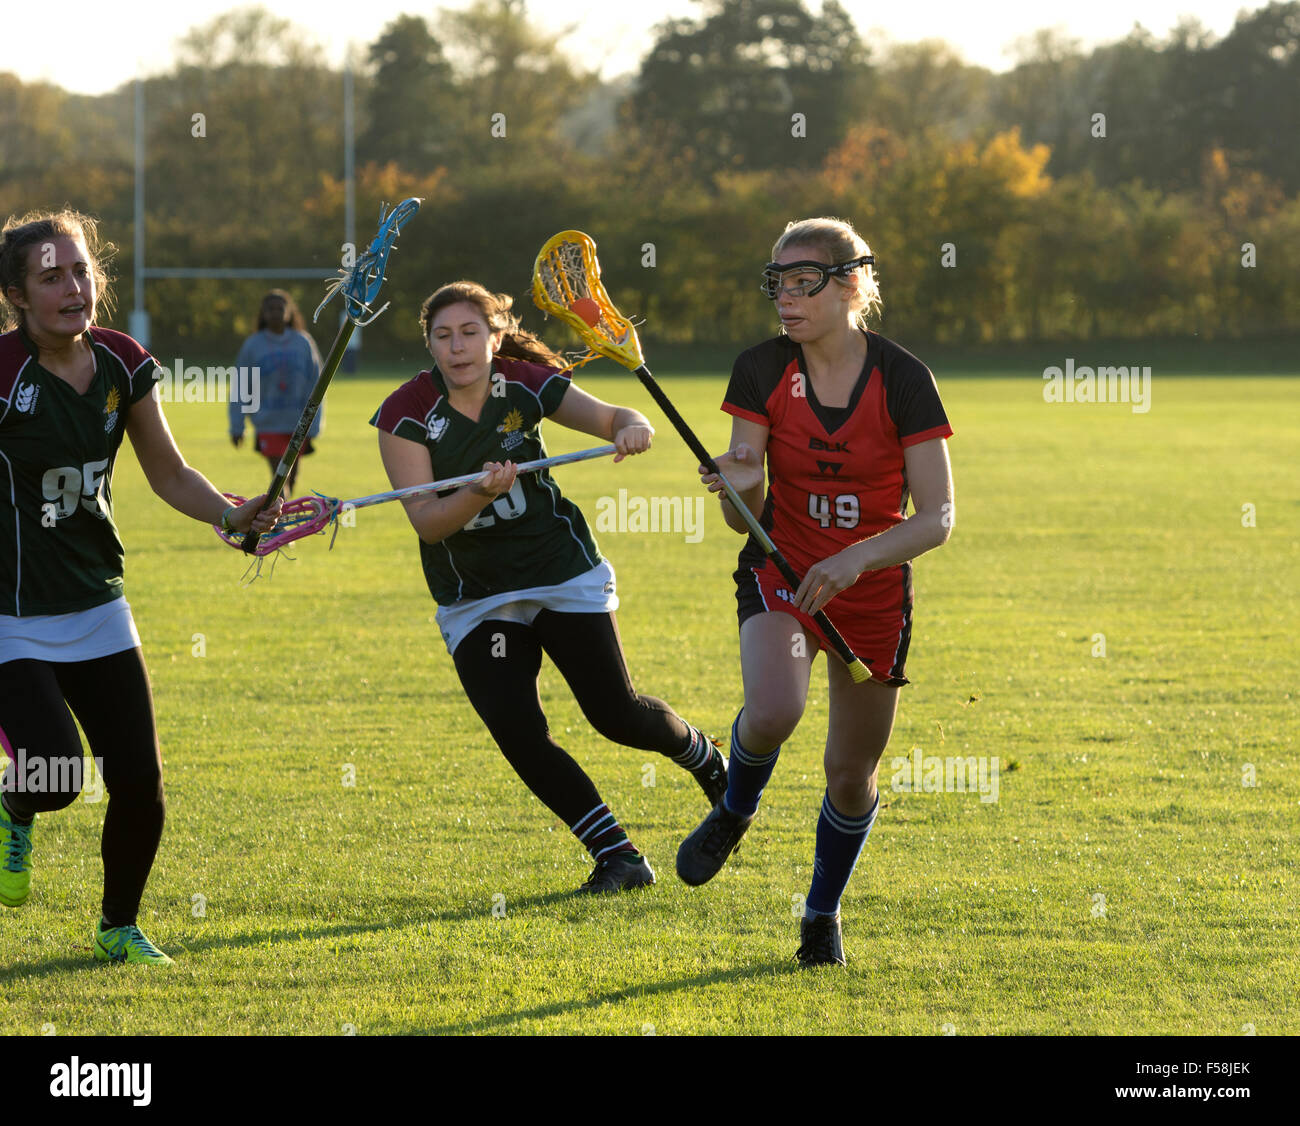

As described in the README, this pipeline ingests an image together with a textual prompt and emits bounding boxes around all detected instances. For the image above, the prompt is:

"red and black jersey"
[723,330,952,580]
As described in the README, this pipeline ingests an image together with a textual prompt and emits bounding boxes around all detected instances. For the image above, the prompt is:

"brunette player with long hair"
[371,281,725,894]
[0,209,279,964]
[675,218,955,965]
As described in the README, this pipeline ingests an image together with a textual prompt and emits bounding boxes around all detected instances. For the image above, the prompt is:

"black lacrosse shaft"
[240,317,355,554]
[631,364,871,680]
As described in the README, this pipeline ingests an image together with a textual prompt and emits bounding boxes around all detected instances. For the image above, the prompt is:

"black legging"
[451,610,694,827]
[0,648,164,927]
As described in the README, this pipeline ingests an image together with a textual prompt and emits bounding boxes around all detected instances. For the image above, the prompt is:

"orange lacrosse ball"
[569,297,601,327]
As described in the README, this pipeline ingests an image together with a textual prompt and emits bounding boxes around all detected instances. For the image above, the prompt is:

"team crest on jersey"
[103,387,120,433]
[12,381,39,415]
[497,408,526,452]
[426,413,449,442]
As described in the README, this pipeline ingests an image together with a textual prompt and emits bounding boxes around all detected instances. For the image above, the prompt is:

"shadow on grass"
[168,888,587,955]
[0,888,630,981]
[0,951,105,984]
[411,961,801,1035]
[1,891,803,1022]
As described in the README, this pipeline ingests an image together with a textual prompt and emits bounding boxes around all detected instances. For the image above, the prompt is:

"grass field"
[2,369,1297,1036]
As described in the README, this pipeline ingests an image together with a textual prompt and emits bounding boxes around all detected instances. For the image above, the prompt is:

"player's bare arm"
[549,384,653,461]
[125,391,279,533]
[378,428,516,545]
[792,436,954,616]
[703,415,768,535]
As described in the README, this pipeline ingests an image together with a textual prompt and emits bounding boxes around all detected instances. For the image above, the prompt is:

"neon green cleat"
[0,807,33,908]
[94,921,174,966]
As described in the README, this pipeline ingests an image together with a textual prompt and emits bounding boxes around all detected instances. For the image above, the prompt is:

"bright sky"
[12,1,1257,93]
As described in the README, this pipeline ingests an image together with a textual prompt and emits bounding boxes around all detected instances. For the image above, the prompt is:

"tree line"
[1,0,1297,360]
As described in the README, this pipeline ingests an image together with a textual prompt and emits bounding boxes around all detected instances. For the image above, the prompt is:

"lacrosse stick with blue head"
[238,197,422,554]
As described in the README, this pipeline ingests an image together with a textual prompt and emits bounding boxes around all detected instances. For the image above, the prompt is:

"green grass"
[2,370,1297,1035]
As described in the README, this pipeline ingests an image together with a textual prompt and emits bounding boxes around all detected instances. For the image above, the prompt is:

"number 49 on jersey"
[808,492,860,530]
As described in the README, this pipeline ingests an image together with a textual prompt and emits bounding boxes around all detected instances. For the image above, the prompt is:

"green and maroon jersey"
[0,328,161,616]
[370,358,603,605]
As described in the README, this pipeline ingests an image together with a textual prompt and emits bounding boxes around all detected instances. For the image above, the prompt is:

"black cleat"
[676,801,753,886]
[575,851,656,895]
[690,739,728,807]
[795,913,846,967]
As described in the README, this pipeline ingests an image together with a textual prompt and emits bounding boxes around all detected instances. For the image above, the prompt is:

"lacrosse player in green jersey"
[0,208,280,964]
[372,280,726,894]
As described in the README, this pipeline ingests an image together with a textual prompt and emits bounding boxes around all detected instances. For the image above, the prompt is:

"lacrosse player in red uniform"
[676,217,955,966]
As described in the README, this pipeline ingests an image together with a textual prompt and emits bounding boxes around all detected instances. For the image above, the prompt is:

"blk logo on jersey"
[13,382,39,414]
[809,437,850,452]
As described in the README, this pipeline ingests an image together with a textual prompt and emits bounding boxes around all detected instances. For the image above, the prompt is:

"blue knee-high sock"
[722,710,779,817]
[806,791,879,917]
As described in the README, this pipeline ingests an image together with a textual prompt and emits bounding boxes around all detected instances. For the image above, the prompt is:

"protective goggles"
[760,255,875,299]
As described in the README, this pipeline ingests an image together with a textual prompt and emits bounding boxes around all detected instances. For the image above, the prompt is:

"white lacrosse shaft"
[342,444,618,513]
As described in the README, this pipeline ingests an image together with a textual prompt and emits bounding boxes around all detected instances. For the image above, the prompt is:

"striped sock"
[805,791,880,917]
[570,802,638,862]
[722,710,779,817]
[669,726,711,772]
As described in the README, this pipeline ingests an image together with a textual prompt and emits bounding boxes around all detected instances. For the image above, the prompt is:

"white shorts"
[0,598,141,664]
[436,560,618,656]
